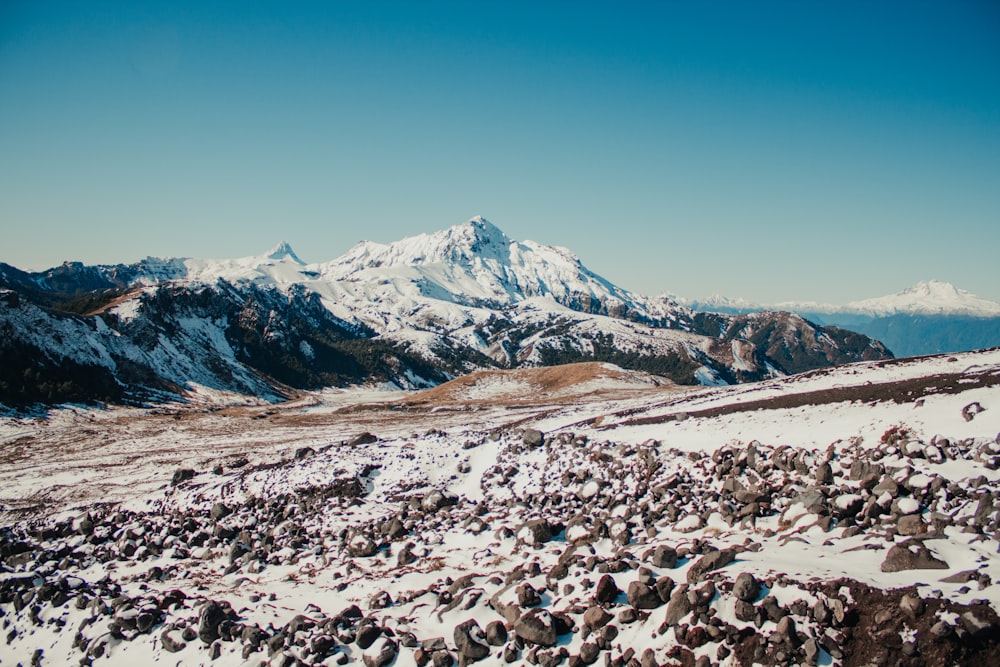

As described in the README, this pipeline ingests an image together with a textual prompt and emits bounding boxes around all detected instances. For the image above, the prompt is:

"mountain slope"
[0,217,893,407]
[690,280,1000,357]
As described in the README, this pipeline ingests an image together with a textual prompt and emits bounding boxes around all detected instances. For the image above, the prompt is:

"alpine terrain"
[0,348,998,666]
[0,217,890,408]
[688,281,1000,358]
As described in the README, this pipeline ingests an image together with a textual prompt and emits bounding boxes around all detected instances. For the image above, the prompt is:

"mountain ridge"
[690,279,1000,318]
[0,217,892,407]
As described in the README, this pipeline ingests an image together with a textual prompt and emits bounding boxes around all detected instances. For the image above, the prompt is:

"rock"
[523,429,545,448]
[930,620,953,638]
[732,572,760,603]
[734,600,755,622]
[348,534,379,558]
[897,514,926,536]
[663,589,692,626]
[454,619,490,662]
[583,606,613,630]
[514,609,558,647]
[160,628,186,653]
[356,624,382,649]
[578,642,600,665]
[198,601,228,643]
[422,490,458,512]
[485,620,507,646]
[960,611,993,637]
[686,549,736,584]
[210,503,231,521]
[363,638,398,667]
[774,616,798,646]
[594,574,620,604]
[881,540,949,573]
[899,594,925,617]
[962,402,985,422]
[349,432,379,446]
[171,468,195,486]
[397,542,418,566]
[626,581,663,609]
[802,637,820,664]
[518,583,542,607]
[815,462,834,485]
[654,577,675,603]
[649,545,678,569]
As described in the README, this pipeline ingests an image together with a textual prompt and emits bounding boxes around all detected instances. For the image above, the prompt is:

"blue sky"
[1,1,998,303]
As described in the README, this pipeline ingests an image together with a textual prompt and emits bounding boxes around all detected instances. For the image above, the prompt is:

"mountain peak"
[264,241,304,264]
[443,216,510,249]
[842,279,1000,317]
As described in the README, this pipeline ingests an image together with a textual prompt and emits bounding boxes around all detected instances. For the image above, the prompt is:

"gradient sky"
[1,1,998,303]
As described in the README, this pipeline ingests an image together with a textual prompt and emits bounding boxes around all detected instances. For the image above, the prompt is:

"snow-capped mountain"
[0,217,892,407]
[691,280,1000,318]
[843,280,1000,317]
[689,280,1000,358]
[319,216,659,320]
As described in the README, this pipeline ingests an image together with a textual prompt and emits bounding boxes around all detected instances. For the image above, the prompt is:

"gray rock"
[732,572,760,603]
[583,606,613,630]
[663,589,691,626]
[357,624,382,649]
[649,545,678,569]
[210,503,231,521]
[815,462,834,485]
[453,619,490,662]
[523,429,545,448]
[485,620,507,646]
[962,402,985,422]
[626,581,663,609]
[160,629,186,653]
[171,468,195,486]
[517,519,553,546]
[899,594,924,617]
[654,577,675,603]
[517,583,542,607]
[349,432,379,446]
[594,574,620,604]
[363,638,398,667]
[686,548,736,584]
[881,540,949,573]
[514,609,558,647]
[578,642,600,665]
[198,601,227,644]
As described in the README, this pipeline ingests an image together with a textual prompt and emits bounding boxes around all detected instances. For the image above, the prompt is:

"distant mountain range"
[0,217,890,407]
[686,280,1000,358]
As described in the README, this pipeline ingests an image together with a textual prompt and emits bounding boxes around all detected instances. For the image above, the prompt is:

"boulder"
[686,549,736,584]
[514,609,558,647]
[732,573,760,603]
[453,619,490,662]
[881,540,949,573]
[626,581,663,609]
[594,574,620,604]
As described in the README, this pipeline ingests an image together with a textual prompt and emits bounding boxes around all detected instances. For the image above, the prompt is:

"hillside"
[0,218,891,408]
[0,349,998,665]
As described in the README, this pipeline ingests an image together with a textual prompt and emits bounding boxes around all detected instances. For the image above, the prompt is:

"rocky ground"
[1,352,1000,666]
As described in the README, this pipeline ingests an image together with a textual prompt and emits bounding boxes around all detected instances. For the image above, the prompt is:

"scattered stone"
[881,540,950,572]
[514,609,558,647]
[523,429,545,448]
[732,572,760,602]
[454,619,490,662]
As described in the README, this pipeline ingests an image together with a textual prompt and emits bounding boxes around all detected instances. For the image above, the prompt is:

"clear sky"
[1,1,998,303]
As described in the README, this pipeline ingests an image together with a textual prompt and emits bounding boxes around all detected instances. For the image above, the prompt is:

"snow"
[694,280,1000,318]
[1,347,999,665]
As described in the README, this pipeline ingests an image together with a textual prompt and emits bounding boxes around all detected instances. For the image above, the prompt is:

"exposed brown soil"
[402,362,677,406]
